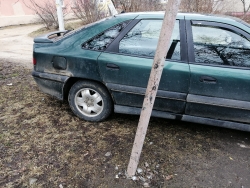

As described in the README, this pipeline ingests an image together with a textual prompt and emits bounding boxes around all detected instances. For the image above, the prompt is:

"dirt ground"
[0,24,42,69]
[0,24,250,188]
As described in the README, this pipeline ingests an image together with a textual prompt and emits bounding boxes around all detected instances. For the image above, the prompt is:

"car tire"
[68,80,113,122]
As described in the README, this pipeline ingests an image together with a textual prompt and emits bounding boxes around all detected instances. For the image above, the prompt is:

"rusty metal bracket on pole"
[127,0,182,177]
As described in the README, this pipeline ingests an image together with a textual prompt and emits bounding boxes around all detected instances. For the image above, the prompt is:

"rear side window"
[82,21,130,51]
[192,25,250,67]
[119,20,180,60]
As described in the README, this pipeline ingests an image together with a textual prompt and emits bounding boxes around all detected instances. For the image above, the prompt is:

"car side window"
[119,20,181,60]
[82,21,130,51]
[192,25,250,67]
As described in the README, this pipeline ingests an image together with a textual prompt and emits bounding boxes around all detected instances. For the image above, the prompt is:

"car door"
[98,18,190,114]
[185,20,250,123]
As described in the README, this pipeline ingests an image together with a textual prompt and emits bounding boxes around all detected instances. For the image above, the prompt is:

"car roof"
[115,11,250,32]
[116,11,239,22]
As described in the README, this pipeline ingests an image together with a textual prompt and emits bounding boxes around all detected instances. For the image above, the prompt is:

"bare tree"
[113,0,165,12]
[239,0,250,21]
[23,0,68,29]
[225,0,250,23]
[72,0,165,24]
[72,0,108,24]
[180,0,226,13]
[240,0,250,14]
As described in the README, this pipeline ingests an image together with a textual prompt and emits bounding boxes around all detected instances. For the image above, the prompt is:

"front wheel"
[68,80,113,121]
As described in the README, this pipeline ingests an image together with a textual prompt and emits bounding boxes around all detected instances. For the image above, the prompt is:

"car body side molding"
[182,115,250,132]
[32,71,70,83]
[115,105,250,132]
[114,105,178,119]
[107,83,187,101]
[187,94,250,110]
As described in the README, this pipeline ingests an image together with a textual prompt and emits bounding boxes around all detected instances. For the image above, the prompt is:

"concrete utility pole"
[56,0,65,31]
[107,0,118,15]
[127,0,182,177]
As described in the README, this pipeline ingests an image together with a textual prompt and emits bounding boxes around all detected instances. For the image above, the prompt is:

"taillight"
[33,58,37,65]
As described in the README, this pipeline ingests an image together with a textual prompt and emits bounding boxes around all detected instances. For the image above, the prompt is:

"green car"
[32,12,250,131]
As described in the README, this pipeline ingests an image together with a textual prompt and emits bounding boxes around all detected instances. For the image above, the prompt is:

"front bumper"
[32,71,70,100]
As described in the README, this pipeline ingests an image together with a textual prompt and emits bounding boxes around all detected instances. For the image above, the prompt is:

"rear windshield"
[51,17,114,42]
[63,17,113,37]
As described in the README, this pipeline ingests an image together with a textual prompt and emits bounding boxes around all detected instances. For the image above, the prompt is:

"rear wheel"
[68,80,113,121]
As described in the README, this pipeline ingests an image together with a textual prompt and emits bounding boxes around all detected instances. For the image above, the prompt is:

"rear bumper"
[32,71,70,100]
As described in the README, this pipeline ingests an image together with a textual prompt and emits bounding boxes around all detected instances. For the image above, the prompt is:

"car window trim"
[98,50,187,64]
[186,61,250,70]
[187,20,250,69]
[105,19,141,53]
[180,19,188,62]
[81,19,134,51]
[105,19,188,63]
[192,20,250,38]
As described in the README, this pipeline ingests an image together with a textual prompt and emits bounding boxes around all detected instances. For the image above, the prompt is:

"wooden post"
[127,0,182,177]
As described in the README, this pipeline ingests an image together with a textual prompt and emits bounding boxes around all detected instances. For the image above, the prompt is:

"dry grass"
[0,60,250,187]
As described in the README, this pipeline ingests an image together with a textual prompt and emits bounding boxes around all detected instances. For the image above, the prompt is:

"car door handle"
[199,76,217,84]
[106,63,119,70]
